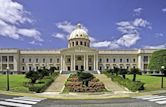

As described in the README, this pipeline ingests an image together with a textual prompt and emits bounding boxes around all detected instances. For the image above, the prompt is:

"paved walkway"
[45,74,69,93]
[94,74,129,93]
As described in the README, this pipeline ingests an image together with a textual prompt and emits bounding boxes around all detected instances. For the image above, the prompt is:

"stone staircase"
[44,74,69,93]
[94,74,129,93]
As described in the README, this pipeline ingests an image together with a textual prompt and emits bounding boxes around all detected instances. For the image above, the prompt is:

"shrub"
[25,71,40,84]
[104,72,144,92]
[28,72,59,93]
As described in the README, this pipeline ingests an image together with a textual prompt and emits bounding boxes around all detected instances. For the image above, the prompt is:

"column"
[60,55,63,71]
[84,54,86,71]
[96,54,98,70]
[93,54,96,71]
[63,55,65,71]
[86,55,88,71]
[73,54,75,71]
[71,55,73,71]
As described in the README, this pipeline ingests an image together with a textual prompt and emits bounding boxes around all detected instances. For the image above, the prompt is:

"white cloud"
[17,29,42,41]
[144,44,166,49]
[116,33,140,47]
[133,18,150,27]
[133,8,143,16]
[89,36,96,42]
[155,33,164,37]
[29,40,42,46]
[91,18,150,49]
[0,0,42,42]
[52,33,66,40]
[162,8,166,12]
[53,21,91,40]
[56,21,75,33]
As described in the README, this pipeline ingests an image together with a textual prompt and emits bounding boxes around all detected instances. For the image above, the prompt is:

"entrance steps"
[94,74,129,93]
[44,74,69,93]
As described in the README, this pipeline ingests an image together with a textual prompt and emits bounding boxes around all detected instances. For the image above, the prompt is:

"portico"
[60,46,98,72]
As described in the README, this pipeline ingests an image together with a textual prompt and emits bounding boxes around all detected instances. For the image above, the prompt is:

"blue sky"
[0,0,166,49]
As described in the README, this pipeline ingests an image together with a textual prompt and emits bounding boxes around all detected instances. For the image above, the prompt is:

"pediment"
[61,46,98,54]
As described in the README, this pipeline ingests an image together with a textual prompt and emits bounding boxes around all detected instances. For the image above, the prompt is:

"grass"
[0,74,30,93]
[126,75,166,91]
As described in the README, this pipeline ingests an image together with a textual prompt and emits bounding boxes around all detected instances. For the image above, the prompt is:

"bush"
[104,72,144,92]
[28,72,59,93]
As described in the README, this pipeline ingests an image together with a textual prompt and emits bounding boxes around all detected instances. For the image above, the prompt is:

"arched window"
[76,41,78,45]
[72,42,74,46]
[80,41,83,45]
[84,42,86,46]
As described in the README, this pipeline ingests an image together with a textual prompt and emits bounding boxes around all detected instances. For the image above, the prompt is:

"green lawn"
[126,75,166,91]
[0,74,30,93]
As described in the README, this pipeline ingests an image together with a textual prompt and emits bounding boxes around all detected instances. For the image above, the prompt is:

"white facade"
[0,24,162,74]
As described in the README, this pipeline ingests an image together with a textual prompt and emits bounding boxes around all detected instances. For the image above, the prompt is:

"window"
[133,58,136,63]
[57,58,59,63]
[2,56,7,62]
[29,66,32,71]
[9,56,14,62]
[84,42,86,46]
[144,64,148,70]
[67,58,71,63]
[9,64,14,70]
[50,58,52,63]
[88,58,92,62]
[36,66,39,70]
[2,64,7,70]
[22,58,24,63]
[29,58,31,63]
[78,56,82,61]
[113,58,116,63]
[36,58,38,63]
[72,42,74,46]
[106,58,109,63]
[126,59,129,63]
[22,66,25,70]
[43,58,45,63]
[143,56,148,62]
[99,58,102,63]
[80,41,83,45]
[76,41,78,45]
[120,59,122,63]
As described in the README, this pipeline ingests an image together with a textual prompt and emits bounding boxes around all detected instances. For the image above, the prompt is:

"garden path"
[94,74,129,93]
[45,74,69,92]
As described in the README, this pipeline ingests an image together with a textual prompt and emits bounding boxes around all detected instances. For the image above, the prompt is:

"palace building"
[0,24,160,74]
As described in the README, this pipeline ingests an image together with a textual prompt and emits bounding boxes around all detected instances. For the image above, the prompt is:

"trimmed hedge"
[104,72,144,92]
[28,72,59,93]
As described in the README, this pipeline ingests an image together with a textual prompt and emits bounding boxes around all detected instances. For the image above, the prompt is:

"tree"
[49,67,56,75]
[113,67,119,76]
[130,68,141,81]
[77,71,94,87]
[25,71,40,83]
[148,49,166,71]
[119,69,128,79]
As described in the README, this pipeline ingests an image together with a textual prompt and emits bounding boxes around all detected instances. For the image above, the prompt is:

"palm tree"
[130,68,141,81]
[119,69,128,79]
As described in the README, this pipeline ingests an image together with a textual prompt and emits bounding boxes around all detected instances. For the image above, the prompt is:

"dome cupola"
[68,23,90,48]
[68,23,89,40]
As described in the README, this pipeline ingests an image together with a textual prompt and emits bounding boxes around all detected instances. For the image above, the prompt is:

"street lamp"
[161,66,165,88]
[6,66,10,91]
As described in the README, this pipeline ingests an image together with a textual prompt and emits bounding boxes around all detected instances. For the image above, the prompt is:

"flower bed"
[65,74,106,92]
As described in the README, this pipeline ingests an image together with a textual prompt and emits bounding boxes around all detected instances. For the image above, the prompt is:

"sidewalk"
[94,74,130,93]
[44,74,69,93]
